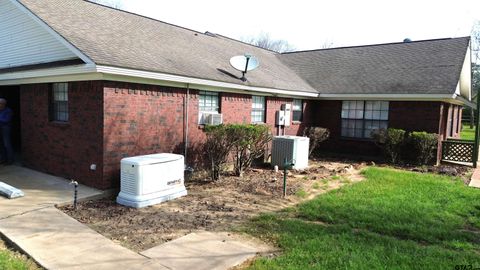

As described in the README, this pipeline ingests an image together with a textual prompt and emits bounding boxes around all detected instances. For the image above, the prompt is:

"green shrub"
[408,131,439,165]
[228,124,272,177]
[204,125,234,181]
[303,127,330,157]
[372,128,406,164]
[204,124,272,180]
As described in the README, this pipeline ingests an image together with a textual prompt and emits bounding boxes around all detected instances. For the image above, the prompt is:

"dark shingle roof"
[17,0,470,96]
[18,0,316,93]
[278,37,470,95]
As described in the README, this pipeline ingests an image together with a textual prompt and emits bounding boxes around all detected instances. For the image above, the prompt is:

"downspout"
[184,84,190,164]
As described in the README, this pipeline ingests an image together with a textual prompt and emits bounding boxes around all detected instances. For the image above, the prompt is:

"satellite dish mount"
[230,54,260,82]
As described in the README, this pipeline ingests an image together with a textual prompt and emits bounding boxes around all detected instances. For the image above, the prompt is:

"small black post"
[283,158,295,197]
[71,180,78,210]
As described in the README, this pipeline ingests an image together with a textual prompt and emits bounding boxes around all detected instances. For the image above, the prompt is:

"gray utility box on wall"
[271,136,310,170]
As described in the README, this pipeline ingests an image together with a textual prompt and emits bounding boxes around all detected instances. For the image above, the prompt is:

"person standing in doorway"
[0,98,13,165]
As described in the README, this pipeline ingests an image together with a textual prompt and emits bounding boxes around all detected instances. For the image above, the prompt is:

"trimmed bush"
[408,131,439,165]
[229,124,272,177]
[204,125,234,181]
[204,124,272,180]
[303,127,330,157]
[372,128,406,164]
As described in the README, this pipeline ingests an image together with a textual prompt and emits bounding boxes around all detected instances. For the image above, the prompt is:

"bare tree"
[241,32,296,53]
[319,40,334,49]
[472,21,480,64]
[89,0,123,9]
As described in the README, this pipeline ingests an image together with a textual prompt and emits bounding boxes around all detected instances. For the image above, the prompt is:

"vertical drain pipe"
[184,84,190,164]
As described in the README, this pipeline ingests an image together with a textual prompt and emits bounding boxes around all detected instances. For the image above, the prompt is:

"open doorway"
[0,86,21,162]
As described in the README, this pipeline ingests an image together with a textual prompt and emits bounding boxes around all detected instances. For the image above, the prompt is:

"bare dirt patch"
[60,159,366,252]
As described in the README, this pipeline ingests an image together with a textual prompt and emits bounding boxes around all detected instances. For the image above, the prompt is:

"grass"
[461,125,476,140]
[0,239,40,270]
[246,167,480,269]
[294,189,307,198]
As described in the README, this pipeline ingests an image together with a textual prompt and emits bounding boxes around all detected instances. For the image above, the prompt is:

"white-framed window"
[341,100,389,138]
[199,91,219,113]
[292,99,303,122]
[198,91,219,124]
[50,82,69,122]
[251,96,266,123]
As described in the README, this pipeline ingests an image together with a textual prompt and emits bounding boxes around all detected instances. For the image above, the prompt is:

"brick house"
[0,0,473,189]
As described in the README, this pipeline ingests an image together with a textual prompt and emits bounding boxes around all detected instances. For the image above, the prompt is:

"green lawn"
[0,240,39,270]
[246,167,480,270]
[461,125,476,140]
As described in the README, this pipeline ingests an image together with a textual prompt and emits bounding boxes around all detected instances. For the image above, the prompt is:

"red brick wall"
[102,82,205,187]
[310,100,446,157]
[102,84,313,188]
[220,93,251,124]
[21,80,455,188]
[389,101,442,134]
[20,82,104,188]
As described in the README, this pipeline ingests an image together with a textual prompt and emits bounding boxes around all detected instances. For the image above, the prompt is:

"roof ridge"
[82,1,278,54]
[210,33,279,54]
[281,36,471,55]
[83,0,205,35]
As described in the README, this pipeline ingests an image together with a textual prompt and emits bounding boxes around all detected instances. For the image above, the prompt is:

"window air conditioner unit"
[205,113,223,125]
[117,153,187,208]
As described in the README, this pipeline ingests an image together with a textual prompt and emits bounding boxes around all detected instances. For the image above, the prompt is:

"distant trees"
[467,22,480,127]
[241,32,296,53]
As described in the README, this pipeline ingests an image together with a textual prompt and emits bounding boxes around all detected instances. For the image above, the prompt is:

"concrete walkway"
[0,166,103,219]
[0,166,265,269]
[141,231,271,270]
[470,166,480,188]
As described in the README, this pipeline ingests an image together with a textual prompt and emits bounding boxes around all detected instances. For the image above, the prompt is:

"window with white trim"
[341,101,389,138]
[50,82,69,122]
[199,91,219,113]
[198,91,219,124]
[292,99,303,122]
[251,96,266,123]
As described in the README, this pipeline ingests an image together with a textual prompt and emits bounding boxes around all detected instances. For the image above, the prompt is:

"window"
[292,99,303,122]
[251,96,266,123]
[341,101,389,138]
[199,91,219,113]
[198,91,219,124]
[50,82,69,122]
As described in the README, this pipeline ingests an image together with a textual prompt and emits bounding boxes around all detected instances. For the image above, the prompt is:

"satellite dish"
[230,54,259,81]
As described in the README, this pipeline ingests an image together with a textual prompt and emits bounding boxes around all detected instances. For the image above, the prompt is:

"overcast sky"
[112,0,479,51]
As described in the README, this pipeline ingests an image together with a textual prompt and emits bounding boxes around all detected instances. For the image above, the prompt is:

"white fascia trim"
[455,95,476,108]
[0,64,98,85]
[318,93,456,101]
[8,0,94,65]
[95,65,319,98]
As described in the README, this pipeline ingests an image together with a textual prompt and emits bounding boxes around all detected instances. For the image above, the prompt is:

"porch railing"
[441,139,475,163]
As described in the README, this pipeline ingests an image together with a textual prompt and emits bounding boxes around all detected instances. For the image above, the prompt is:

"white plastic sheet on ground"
[0,182,24,199]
